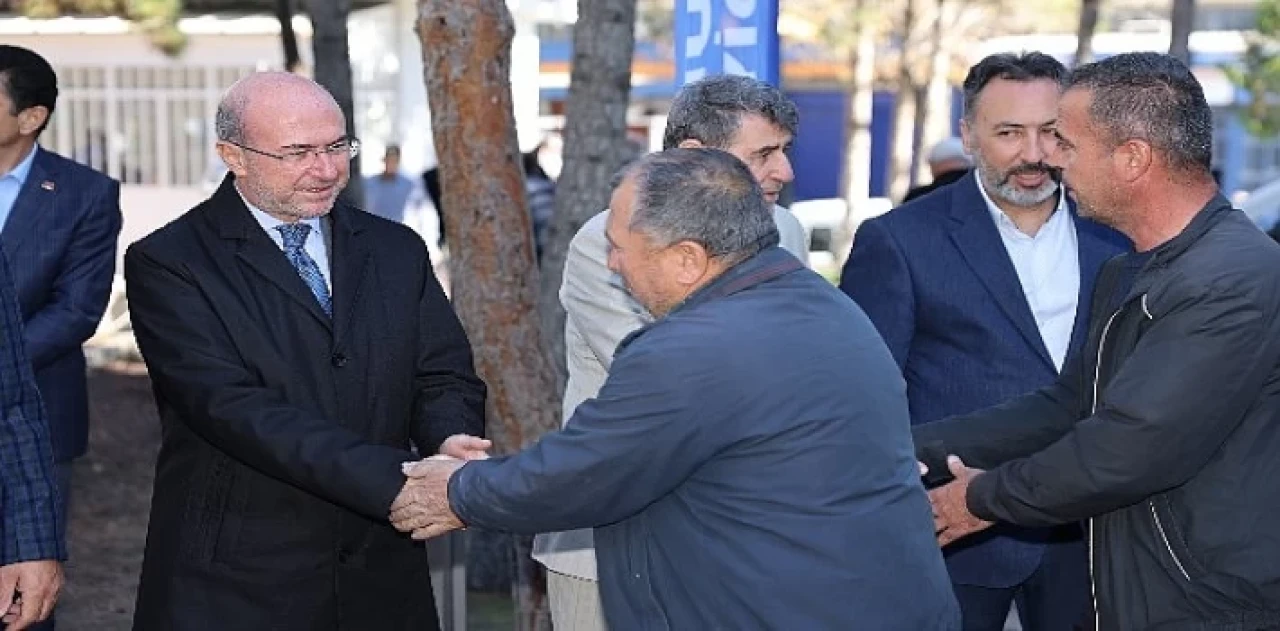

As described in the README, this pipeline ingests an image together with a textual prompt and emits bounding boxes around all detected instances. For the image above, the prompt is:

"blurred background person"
[522,145,555,263]
[364,144,424,226]
[422,163,446,253]
[903,136,972,203]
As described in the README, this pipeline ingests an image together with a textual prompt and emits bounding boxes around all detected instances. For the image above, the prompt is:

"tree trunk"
[911,0,947,186]
[304,0,363,207]
[834,0,874,268]
[417,1,562,628]
[909,81,928,189]
[921,4,955,184]
[537,0,639,384]
[1169,0,1196,66]
[888,85,919,202]
[888,0,919,201]
[1074,0,1102,67]
[276,0,302,73]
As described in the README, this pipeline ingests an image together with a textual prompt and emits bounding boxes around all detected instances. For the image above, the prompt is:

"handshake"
[389,434,490,540]
[919,454,994,547]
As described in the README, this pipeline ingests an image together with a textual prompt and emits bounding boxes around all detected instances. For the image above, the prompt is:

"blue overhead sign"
[674,0,781,87]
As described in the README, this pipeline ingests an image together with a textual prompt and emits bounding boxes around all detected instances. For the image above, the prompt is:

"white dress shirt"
[976,181,1080,371]
[240,191,332,292]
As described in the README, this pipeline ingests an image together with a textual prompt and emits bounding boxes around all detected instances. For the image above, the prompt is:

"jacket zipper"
[1136,291,1188,584]
[1150,501,1191,581]
[1089,308,1123,631]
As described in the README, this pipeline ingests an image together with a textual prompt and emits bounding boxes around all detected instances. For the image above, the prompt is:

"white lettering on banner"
[679,0,774,85]
[722,24,759,79]
[682,0,712,83]
[721,0,757,79]
[723,0,755,17]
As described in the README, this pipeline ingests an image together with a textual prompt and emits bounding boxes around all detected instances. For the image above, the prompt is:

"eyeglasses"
[227,137,361,166]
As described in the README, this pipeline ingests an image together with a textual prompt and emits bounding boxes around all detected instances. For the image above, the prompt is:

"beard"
[1065,186,1117,227]
[974,151,1062,208]
[609,271,666,318]
[238,176,341,221]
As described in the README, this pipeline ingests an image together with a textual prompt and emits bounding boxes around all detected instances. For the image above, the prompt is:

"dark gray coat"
[452,247,959,630]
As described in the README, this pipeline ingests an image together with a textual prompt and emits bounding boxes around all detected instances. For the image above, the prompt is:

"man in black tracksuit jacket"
[917,53,1280,630]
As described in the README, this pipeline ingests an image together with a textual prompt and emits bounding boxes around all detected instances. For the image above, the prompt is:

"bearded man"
[838,51,1130,631]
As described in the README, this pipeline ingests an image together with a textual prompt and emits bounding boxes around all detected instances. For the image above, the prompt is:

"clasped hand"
[389,434,490,540]
[921,455,994,547]
[0,559,63,630]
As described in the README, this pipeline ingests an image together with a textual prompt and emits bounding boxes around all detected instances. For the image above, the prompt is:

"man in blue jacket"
[392,148,960,629]
[840,52,1128,630]
[0,48,122,607]
[0,249,64,630]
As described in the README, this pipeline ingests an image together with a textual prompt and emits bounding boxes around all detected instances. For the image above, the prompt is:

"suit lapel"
[1070,214,1120,354]
[946,173,1056,371]
[209,176,333,332]
[1,149,56,256]
[328,204,372,345]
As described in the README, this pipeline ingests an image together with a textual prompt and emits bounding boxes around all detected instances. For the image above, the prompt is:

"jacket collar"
[207,173,367,241]
[615,245,804,355]
[1143,193,1236,269]
[201,173,373,339]
[670,245,804,316]
[2,143,40,184]
[944,172,1056,369]
[2,147,57,251]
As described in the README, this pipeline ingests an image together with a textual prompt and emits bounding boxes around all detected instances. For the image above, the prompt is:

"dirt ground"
[58,363,158,629]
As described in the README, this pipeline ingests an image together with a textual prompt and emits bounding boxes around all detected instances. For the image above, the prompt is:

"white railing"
[44,63,398,188]
[45,64,254,187]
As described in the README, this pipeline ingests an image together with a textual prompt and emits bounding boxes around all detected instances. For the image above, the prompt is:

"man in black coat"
[124,72,487,630]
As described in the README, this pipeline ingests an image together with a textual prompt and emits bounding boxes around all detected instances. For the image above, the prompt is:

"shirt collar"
[974,172,1067,230]
[2,144,39,185]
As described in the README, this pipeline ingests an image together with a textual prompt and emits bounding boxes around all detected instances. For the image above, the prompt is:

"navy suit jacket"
[0,247,64,564]
[1,148,122,463]
[838,172,1129,588]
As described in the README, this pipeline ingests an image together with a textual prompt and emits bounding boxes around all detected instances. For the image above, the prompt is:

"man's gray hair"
[214,89,248,144]
[614,148,779,266]
[662,75,799,150]
[1066,52,1213,175]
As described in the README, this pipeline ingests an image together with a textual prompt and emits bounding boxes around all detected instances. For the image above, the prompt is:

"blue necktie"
[276,223,333,317]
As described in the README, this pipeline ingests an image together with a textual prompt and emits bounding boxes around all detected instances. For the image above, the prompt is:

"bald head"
[213,72,351,222]
[215,72,343,146]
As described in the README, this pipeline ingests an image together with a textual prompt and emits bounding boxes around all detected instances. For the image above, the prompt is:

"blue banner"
[674,0,781,87]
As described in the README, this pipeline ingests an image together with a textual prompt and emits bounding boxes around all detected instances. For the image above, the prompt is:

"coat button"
[331,353,348,367]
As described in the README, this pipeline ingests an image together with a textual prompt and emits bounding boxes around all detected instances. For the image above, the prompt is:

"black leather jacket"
[918,197,1280,630]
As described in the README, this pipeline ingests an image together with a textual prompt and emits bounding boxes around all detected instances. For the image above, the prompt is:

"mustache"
[1002,162,1062,184]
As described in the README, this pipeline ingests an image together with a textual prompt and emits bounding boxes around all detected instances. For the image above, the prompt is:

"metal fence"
[44,62,398,187]
[45,64,251,187]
